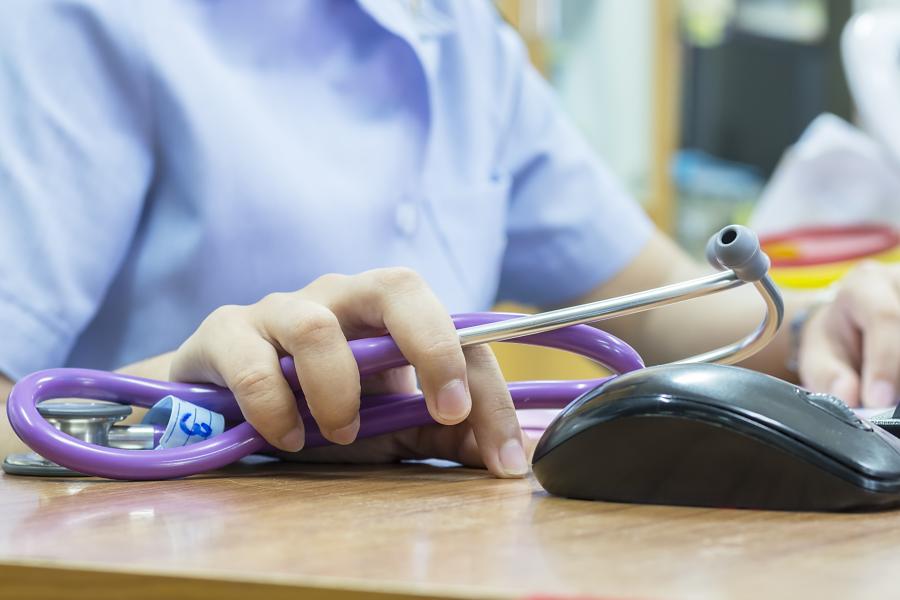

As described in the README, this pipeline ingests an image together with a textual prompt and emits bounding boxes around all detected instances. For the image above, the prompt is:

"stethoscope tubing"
[7,313,641,480]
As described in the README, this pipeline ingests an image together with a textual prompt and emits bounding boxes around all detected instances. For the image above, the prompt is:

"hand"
[797,261,900,408]
[169,268,529,477]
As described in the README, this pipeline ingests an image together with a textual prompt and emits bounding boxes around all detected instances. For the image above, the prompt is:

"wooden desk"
[0,460,899,600]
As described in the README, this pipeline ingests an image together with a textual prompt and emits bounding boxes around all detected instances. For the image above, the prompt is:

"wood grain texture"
[1,460,900,600]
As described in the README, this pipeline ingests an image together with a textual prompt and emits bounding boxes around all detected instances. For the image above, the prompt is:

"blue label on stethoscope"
[142,395,225,450]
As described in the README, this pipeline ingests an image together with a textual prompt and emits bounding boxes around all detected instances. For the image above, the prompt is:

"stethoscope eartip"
[707,225,771,282]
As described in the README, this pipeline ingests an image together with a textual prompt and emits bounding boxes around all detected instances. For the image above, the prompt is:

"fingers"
[171,296,363,451]
[310,268,473,426]
[171,306,306,451]
[369,269,471,424]
[861,327,900,409]
[223,339,307,451]
[298,268,521,477]
[798,307,862,406]
[253,294,362,445]
[800,263,900,408]
[461,344,527,478]
[170,266,510,467]
[852,276,900,408]
[385,347,527,478]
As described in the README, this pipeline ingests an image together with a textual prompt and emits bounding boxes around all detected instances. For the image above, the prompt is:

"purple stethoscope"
[4,226,783,480]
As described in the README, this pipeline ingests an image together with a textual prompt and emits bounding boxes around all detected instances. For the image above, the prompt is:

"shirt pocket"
[425,174,512,309]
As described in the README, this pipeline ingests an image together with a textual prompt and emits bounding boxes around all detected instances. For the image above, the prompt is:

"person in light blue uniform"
[2,1,899,477]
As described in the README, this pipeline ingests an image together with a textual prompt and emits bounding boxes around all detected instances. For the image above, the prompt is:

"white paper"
[143,395,225,450]
[750,114,900,235]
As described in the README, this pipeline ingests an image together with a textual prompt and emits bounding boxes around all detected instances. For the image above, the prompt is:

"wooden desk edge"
[0,561,516,600]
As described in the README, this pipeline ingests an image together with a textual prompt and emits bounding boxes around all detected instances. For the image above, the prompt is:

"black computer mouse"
[532,363,900,511]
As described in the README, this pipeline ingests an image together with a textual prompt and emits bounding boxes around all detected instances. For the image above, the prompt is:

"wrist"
[115,352,176,381]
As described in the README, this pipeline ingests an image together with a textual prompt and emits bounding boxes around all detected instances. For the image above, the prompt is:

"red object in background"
[759,224,900,268]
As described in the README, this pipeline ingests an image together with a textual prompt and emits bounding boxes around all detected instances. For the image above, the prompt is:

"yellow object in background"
[771,246,900,289]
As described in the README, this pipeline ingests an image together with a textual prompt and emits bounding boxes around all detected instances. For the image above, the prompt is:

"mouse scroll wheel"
[804,392,872,431]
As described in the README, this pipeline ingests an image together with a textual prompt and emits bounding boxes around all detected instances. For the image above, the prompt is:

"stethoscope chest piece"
[3,451,85,477]
[3,400,155,477]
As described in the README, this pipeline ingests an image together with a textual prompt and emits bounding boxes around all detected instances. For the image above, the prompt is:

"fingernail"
[868,380,896,408]
[436,379,470,421]
[279,427,305,452]
[498,438,529,477]
[329,416,360,446]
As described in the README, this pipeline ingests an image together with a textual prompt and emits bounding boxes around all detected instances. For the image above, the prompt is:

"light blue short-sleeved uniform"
[0,0,652,379]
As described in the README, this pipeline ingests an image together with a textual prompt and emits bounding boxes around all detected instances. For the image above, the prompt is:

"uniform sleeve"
[492,17,655,307]
[0,1,153,379]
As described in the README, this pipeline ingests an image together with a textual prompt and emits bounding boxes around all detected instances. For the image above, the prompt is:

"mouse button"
[800,423,900,480]
[861,427,900,476]
[713,398,900,480]
[872,428,900,472]
[714,401,900,480]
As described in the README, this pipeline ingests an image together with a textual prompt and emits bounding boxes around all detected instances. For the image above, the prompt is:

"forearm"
[115,351,175,381]
[0,375,22,457]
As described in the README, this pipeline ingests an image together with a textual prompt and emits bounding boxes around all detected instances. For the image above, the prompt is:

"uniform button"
[394,200,419,236]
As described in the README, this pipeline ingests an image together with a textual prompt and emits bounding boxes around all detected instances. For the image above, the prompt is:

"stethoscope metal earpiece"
[2,401,156,476]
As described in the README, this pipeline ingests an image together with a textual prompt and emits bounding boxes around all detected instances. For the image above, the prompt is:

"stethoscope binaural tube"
[6,225,784,480]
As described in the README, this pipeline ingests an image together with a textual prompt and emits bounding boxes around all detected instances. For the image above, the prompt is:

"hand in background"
[798,261,900,408]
